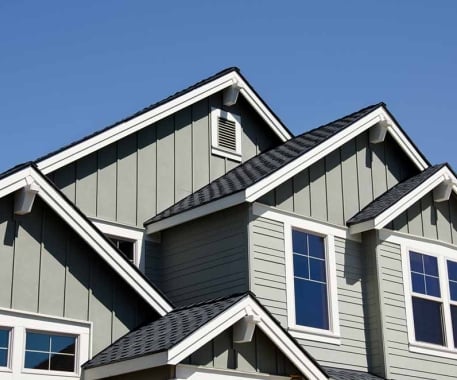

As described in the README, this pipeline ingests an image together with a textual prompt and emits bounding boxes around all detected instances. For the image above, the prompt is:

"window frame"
[210,107,242,162]
[0,327,12,371]
[0,307,91,377]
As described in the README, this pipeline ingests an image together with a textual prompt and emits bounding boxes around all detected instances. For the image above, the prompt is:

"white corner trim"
[37,71,291,175]
[0,167,173,316]
[145,192,246,234]
[350,166,457,234]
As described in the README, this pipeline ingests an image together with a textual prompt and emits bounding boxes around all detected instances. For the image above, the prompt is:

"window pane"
[309,258,326,282]
[448,260,457,282]
[293,254,309,279]
[449,281,457,302]
[292,230,307,255]
[25,351,49,370]
[411,272,425,294]
[308,234,325,259]
[451,305,457,348]
[412,297,444,345]
[410,252,424,273]
[0,348,7,367]
[294,278,329,329]
[26,332,50,351]
[51,335,75,355]
[423,255,439,277]
[425,276,441,298]
[0,330,8,348]
[50,353,75,372]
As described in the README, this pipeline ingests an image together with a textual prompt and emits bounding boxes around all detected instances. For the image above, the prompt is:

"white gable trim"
[83,295,328,380]
[349,166,457,234]
[36,71,291,175]
[0,166,173,316]
[146,106,429,234]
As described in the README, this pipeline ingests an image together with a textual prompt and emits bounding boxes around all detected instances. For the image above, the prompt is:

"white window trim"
[0,308,91,379]
[210,107,242,162]
[383,231,457,359]
[91,218,146,272]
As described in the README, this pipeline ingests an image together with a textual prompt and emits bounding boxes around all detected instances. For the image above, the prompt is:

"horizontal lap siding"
[378,240,457,379]
[49,96,280,228]
[0,195,156,355]
[160,206,249,306]
[251,216,369,371]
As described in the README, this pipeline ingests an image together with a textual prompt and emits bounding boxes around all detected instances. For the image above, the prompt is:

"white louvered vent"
[217,116,237,151]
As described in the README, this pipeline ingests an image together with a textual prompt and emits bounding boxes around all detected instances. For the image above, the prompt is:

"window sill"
[0,367,12,373]
[211,146,242,162]
[409,342,457,360]
[21,368,80,377]
[288,327,341,346]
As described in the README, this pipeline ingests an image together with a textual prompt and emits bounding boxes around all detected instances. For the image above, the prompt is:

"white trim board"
[147,105,429,234]
[0,166,173,316]
[36,70,291,175]
[83,295,327,380]
[349,165,457,234]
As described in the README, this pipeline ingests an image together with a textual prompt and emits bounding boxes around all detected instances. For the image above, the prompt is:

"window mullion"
[441,257,454,348]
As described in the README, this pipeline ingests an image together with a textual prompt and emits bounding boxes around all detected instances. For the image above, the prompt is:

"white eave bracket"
[233,311,261,343]
[434,179,454,202]
[369,119,391,144]
[14,176,40,215]
[223,82,242,106]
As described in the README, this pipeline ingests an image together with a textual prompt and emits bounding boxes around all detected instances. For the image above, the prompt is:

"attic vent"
[217,117,237,151]
[211,107,242,161]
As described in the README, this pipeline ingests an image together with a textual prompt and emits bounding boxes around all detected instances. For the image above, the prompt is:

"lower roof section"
[325,367,384,380]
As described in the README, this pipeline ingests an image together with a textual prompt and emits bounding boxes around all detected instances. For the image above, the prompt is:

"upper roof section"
[145,102,430,233]
[35,67,293,175]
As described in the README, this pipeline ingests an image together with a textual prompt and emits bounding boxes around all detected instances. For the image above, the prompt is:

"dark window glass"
[0,350,7,368]
[449,282,457,302]
[412,297,444,345]
[448,261,457,302]
[409,252,440,297]
[25,332,76,372]
[294,278,329,329]
[411,272,425,294]
[0,329,9,367]
[110,238,135,263]
[424,255,439,276]
[292,230,328,330]
[410,251,424,273]
[451,305,457,348]
[426,276,441,298]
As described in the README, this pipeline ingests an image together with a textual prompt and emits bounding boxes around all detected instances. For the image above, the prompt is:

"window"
[292,230,329,330]
[211,107,242,161]
[24,332,76,372]
[0,328,10,368]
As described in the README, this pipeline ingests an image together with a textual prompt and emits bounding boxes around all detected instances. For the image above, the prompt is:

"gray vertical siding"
[250,215,369,372]
[258,132,418,226]
[377,239,457,379]
[0,194,157,355]
[160,205,250,306]
[391,192,457,245]
[49,95,281,227]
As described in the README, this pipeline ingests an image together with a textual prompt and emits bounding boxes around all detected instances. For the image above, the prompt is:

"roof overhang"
[146,105,429,234]
[349,165,457,234]
[36,70,292,175]
[83,294,328,380]
[0,165,173,316]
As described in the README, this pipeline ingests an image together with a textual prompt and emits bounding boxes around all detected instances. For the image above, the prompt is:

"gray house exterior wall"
[0,194,157,355]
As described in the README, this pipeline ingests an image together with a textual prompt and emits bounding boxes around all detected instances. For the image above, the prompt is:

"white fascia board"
[0,167,172,316]
[176,364,291,380]
[349,166,457,234]
[245,107,428,203]
[37,72,290,175]
[145,192,246,234]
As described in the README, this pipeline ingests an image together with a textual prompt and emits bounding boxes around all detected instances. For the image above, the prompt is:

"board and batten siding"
[48,95,280,228]
[258,132,418,226]
[159,205,250,306]
[250,215,369,372]
[390,192,457,245]
[0,194,157,355]
[377,239,457,379]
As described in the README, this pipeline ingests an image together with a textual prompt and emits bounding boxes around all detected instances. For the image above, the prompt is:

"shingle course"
[325,367,384,380]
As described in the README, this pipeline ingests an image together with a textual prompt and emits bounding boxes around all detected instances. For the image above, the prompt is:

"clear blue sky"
[1,1,456,172]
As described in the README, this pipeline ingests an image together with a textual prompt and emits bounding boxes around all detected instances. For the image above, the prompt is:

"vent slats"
[218,117,237,151]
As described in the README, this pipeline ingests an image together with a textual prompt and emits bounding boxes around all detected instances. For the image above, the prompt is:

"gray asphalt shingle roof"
[145,102,385,226]
[325,367,384,380]
[347,164,445,226]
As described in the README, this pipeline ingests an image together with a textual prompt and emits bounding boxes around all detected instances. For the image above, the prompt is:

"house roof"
[347,164,446,226]
[35,67,292,174]
[145,102,384,226]
[83,292,328,380]
[0,163,173,315]
[324,367,384,380]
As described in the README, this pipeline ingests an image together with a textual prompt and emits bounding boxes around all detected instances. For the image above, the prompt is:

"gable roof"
[0,163,173,315]
[348,163,457,234]
[35,67,292,175]
[145,103,430,233]
[82,292,328,380]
